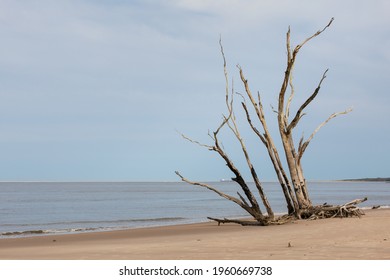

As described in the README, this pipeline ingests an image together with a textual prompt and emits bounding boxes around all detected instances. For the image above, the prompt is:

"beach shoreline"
[0,208,389,260]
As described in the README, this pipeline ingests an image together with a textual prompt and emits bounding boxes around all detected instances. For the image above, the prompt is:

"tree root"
[208,197,368,226]
[302,197,367,220]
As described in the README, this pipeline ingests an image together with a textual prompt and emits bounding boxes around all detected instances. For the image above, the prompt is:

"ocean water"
[0,181,389,238]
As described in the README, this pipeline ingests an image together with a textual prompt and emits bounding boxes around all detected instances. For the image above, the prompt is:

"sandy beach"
[0,209,389,260]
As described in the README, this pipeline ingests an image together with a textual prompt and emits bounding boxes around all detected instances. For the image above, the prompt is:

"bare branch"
[176,171,267,222]
[298,107,353,160]
[207,217,268,226]
[225,99,273,218]
[279,18,334,130]
[237,65,300,214]
[287,69,328,133]
[238,67,273,141]
[270,104,278,114]
[175,171,249,210]
[213,123,263,215]
[241,102,267,145]
[286,26,292,62]
[237,192,250,208]
[293,18,334,55]
[237,65,261,116]
[285,63,295,122]
[179,132,214,150]
[219,36,230,109]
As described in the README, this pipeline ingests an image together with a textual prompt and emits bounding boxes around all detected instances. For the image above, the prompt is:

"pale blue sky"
[0,0,389,181]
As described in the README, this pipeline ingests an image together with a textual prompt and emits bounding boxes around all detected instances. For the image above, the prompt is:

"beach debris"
[304,197,367,220]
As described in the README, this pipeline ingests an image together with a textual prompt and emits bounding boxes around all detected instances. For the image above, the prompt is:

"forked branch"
[292,18,334,56]
[175,171,264,220]
[298,107,353,161]
[179,132,214,150]
[279,18,334,128]
[175,171,244,207]
[287,69,329,133]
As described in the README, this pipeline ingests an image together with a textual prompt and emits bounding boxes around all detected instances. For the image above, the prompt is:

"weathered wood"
[276,18,337,212]
[207,217,268,226]
[208,198,367,227]
[304,198,368,220]
[177,18,361,227]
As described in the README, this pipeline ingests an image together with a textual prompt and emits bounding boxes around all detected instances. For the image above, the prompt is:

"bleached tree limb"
[179,104,263,219]
[275,19,336,211]
[285,64,295,123]
[279,18,334,127]
[238,66,298,215]
[179,133,214,150]
[225,99,274,219]
[175,171,263,219]
[207,217,268,226]
[298,108,353,161]
[287,69,328,133]
[304,197,367,220]
[293,18,334,55]
[241,102,267,145]
[212,129,262,216]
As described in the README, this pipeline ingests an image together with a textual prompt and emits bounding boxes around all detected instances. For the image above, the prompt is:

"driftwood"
[208,215,294,226]
[176,18,363,227]
[208,198,367,226]
[303,197,367,220]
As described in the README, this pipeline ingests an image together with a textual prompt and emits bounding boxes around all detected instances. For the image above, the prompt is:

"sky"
[0,0,389,181]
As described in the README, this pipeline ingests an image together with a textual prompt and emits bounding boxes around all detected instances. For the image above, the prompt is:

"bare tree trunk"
[280,131,311,210]
[275,19,335,213]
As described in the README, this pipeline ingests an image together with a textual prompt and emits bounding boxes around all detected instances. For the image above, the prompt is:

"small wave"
[1,230,48,236]
[0,228,104,237]
[0,217,187,238]
[361,205,390,210]
[1,217,186,228]
[125,217,186,223]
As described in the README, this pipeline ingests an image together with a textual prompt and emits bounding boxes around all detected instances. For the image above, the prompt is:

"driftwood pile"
[208,197,368,226]
[302,197,367,220]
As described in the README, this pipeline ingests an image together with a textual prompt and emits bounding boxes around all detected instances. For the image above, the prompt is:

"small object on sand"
[288,242,292,248]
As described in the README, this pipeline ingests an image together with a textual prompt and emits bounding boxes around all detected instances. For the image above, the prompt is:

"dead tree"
[176,18,366,225]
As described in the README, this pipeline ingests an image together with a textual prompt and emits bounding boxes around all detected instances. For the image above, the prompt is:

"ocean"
[0,181,389,238]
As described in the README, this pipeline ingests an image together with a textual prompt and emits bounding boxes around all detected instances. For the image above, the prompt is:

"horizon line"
[0,178,387,183]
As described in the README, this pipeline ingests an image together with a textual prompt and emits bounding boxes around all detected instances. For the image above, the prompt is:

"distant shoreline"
[340,177,390,182]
